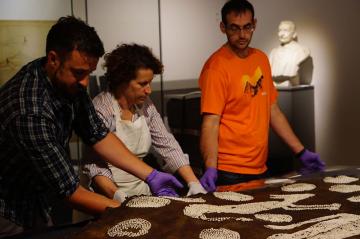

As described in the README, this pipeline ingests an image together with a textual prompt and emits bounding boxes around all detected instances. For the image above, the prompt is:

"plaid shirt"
[0,58,108,227]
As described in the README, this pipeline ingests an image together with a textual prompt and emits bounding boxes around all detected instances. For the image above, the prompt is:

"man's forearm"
[92,133,153,180]
[177,165,199,183]
[65,185,119,215]
[92,175,119,199]
[200,114,220,168]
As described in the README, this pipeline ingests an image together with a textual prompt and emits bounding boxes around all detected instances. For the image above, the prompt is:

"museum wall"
[83,0,360,167]
[0,0,70,20]
[250,0,360,166]
[1,0,360,167]
[0,0,72,84]
[85,0,226,91]
[159,0,225,86]
[82,0,360,167]
[86,0,162,90]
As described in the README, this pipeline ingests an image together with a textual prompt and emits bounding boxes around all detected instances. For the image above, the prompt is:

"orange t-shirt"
[199,45,278,174]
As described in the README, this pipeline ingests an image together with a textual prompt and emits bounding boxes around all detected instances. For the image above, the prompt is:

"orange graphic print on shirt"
[242,66,263,96]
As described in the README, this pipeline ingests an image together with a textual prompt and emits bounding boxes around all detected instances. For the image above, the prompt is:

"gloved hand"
[297,149,325,175]
[187,181,207,196]
[113,189,128,203]
[146,169,183,197]
[200,167,218,192]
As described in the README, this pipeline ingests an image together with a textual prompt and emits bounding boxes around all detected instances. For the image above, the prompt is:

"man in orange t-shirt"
[198,0,325,191]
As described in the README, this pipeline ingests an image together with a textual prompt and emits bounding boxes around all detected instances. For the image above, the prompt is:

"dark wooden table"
[66,166,360,239]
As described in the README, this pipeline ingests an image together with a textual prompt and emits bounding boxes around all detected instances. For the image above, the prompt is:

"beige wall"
[250,0,360,166]
[0,0,70,20]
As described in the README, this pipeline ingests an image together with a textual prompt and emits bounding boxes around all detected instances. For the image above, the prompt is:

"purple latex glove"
[200,167,218,192]
[146,169,183,197]
[298,149,325,175]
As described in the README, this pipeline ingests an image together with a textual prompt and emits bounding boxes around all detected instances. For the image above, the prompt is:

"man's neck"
[226,43,250,58]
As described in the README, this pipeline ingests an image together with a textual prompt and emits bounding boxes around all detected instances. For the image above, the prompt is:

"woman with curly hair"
[83,44,207,201]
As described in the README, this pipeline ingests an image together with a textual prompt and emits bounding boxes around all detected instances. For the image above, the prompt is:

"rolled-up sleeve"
[73,89,109,146]
[82,146,114,181]
[144,99,189,173]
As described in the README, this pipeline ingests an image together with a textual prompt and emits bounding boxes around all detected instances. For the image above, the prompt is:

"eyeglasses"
[225,23,255,34]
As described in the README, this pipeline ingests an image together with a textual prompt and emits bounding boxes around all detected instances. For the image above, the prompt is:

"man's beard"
[52,78,86,101]
[51,70,85,100]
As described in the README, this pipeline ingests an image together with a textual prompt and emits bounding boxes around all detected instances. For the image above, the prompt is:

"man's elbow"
[201,113,220,128]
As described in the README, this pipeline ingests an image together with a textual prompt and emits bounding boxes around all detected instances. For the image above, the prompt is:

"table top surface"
[65,166,360,239]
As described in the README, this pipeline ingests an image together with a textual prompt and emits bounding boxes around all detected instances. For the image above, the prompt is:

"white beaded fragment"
[213,192,254,202]
[265,179,296,185]
[161,196,206,203]
[126,196,171,208]
[107,218,151,237]
[184,194,339,223]
[347,195,360,202]
[329,184,360,193]
[323,175,359,184]
[283,203,341,211]
[266,213,360,239]
[183,204,253,222]
[255,213,293,223]
[199,228,240,239]
[281,183,316,192]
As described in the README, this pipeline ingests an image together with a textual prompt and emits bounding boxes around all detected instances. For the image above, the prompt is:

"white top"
[83,91,190,183]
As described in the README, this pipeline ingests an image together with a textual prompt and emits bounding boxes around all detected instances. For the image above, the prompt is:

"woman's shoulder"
[92,91,113,108]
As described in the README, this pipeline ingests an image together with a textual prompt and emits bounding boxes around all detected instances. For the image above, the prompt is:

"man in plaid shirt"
[0,16,183,237]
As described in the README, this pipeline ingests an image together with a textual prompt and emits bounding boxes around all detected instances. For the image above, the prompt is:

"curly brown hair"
[103,43,163,93]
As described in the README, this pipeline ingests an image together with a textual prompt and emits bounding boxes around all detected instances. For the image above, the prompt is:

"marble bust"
[269,21,311,87]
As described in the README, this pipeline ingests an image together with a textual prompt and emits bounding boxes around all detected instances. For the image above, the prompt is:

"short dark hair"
[46,16,104,59]
[221,0,255,25]
[103,43,163,93]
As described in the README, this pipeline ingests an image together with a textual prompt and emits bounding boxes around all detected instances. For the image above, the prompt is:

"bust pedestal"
[267,85,315,175]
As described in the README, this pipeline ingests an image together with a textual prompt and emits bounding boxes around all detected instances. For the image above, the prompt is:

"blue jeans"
[217,170,269,186]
